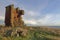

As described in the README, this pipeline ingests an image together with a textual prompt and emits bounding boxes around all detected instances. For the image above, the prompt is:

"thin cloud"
[0,16,4,20]
[24,14,60,26]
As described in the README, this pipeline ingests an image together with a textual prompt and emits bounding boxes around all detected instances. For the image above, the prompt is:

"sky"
[0,0,60,26]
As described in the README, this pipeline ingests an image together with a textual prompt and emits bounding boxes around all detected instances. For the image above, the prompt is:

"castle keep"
[5,4,24,27]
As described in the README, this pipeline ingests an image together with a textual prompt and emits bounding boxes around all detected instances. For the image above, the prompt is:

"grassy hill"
[0,25,60,40]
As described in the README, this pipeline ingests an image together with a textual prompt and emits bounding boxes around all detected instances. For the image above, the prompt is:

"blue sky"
[0,0,60,26]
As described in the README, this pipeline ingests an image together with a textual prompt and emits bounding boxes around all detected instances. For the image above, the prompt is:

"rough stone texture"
[5,4,24,27]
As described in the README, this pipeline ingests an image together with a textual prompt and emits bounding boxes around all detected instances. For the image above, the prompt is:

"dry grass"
[0,25,60,40]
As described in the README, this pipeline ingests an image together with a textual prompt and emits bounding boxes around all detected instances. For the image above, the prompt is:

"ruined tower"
[5,4,24,27]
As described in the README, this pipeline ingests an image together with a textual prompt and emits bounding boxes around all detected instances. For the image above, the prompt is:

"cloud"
[24,14,52,26]
[0,16,4,20]
[24,13,60,26]
[0,16,4,25]
[24,19,37,25]
[23,9,40,21]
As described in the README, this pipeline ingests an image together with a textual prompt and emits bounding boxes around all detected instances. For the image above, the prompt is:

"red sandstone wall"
[5,6,11,26]
[5,5,24,27]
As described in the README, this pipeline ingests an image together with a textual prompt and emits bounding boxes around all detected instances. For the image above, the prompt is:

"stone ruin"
[5,4,24,27]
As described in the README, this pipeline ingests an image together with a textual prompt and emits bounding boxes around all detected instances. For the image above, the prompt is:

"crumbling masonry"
[5,4,24,27]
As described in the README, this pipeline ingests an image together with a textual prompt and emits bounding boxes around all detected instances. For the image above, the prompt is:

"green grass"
[0,26,60,40]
